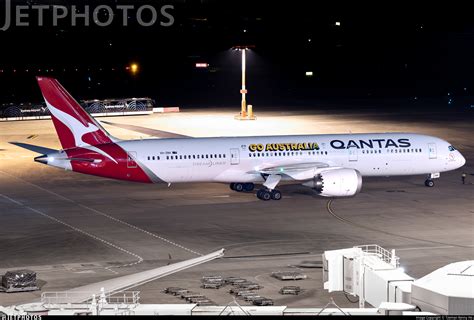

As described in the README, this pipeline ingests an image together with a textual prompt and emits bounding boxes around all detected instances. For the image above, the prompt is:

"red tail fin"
[37,77,113,150]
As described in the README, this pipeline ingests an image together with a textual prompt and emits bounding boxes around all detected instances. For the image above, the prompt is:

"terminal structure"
[1,245,472,316]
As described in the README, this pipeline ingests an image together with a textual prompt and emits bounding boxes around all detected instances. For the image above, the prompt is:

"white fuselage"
[117,133,465,184]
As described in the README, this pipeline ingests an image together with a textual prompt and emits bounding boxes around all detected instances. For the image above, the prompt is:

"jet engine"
[302,168,362,197]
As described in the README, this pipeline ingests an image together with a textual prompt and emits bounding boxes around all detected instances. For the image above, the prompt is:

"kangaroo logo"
[45,99,118,164]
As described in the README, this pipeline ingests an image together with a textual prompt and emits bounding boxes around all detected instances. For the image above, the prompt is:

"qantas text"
[330,138,411,149]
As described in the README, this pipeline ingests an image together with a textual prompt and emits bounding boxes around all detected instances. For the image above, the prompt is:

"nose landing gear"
[424,179,435,187]
[425,173,440,187]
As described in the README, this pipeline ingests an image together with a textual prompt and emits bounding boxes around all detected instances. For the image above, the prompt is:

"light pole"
[233,45,256,120]
[241,48,247,117]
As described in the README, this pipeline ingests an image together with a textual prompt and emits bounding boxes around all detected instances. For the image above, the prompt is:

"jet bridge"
[323,244,474,315]
[323,244,414,311]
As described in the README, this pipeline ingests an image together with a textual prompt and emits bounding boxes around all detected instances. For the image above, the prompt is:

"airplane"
[33,77,466,201]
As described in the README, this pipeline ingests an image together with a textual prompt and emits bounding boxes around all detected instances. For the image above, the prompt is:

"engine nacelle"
[302,168,363,197]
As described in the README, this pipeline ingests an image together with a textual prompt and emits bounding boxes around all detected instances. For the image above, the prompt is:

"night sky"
[1,0,474,109]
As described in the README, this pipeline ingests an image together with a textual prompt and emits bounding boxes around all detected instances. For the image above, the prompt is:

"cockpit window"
[448,145,456,152]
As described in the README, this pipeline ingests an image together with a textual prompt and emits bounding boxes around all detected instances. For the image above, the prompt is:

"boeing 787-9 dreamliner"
[33,77,466,200]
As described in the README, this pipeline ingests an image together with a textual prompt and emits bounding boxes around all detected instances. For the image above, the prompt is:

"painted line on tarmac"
[326,199,472,249]
[0,193,143,274]
[395,244,474,251]
[0,170,202,257]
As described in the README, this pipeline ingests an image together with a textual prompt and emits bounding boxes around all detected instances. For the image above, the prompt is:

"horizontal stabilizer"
[9,142,58,154]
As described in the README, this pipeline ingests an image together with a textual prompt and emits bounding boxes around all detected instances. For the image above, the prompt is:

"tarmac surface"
[0,106,473,308]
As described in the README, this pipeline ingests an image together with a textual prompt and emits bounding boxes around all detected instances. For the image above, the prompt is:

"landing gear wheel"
[257,189,271,201]
[234,183,244,192]
[243,183,255,192]
[425,179,435,187]
[271,190,282,200]
[230,183,236,191]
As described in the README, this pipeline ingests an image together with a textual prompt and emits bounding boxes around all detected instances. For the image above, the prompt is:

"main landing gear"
[230,183,255,192]
[230,183,282,201]
[256,188,282,201]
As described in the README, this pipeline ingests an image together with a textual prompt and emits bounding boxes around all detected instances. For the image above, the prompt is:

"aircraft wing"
[100,121,191,139]
[37,249,224,304]
[251,162,331,181]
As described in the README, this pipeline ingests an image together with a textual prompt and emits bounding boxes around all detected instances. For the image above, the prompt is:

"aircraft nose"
[459,152,466,167]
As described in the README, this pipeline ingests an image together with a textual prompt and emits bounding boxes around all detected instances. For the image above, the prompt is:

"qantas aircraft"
[33,77,466,201]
